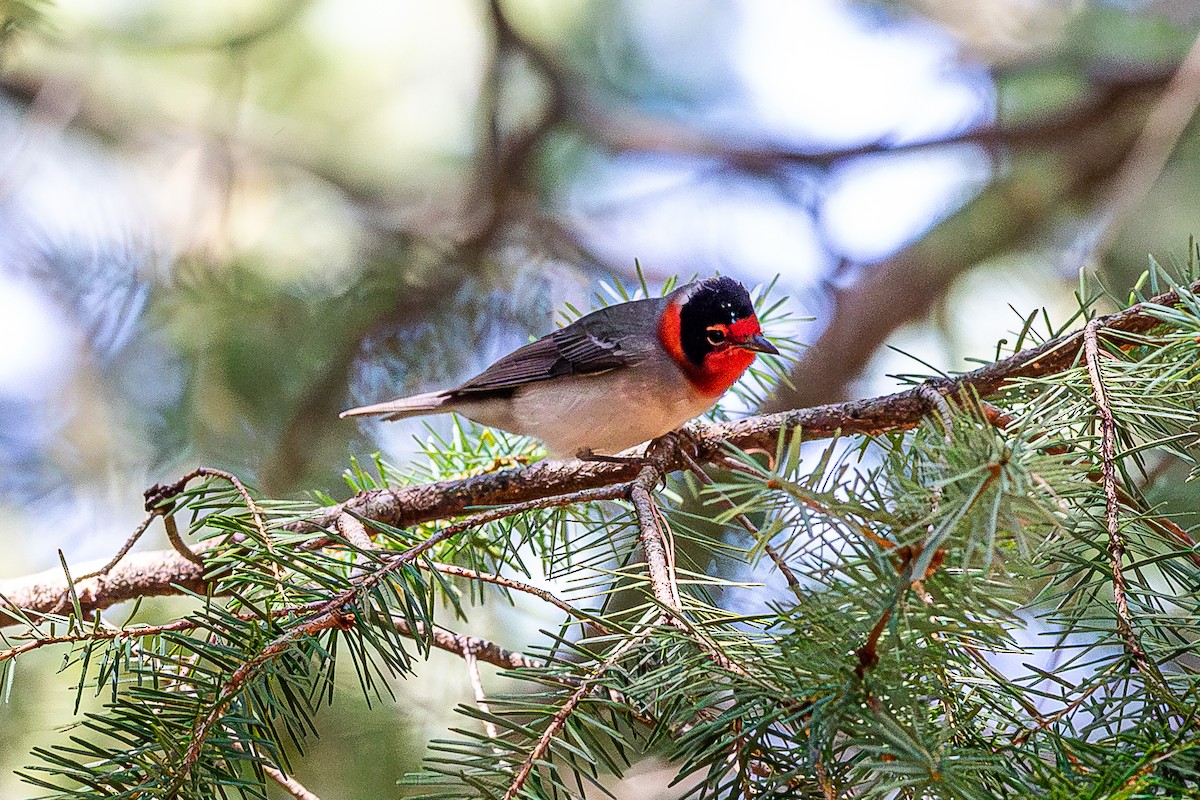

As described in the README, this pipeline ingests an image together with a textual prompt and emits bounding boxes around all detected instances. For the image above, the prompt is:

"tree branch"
[1083,323,1153,670]
[630,468,681,613]
[1083,319,1196,726]
[762,68,1168,412]
[501,634,644,800]
[291,277,1197,533]
[1,279,1196,629]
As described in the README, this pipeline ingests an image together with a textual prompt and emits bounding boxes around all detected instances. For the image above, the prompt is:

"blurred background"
[2,0,1200,796]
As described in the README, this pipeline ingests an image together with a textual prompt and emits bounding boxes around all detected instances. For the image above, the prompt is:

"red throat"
[658,303,760,398]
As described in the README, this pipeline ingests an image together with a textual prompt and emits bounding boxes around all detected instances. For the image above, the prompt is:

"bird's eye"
[706,328,727,346]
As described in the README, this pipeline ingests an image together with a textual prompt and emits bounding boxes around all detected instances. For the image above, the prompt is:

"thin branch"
[146,466,269,543]
[1082,320,1199,730]
[461,639,500,741]
[0,615,201,663]
[163,513,204,566]
[262,765,324,800]
[0,596,543,677]
[814,758,838,800]
[501,635,643,800]
[1091,28,1200,259]
[71,512,160,582]
[391,616,546,673]
[227,733,328,800]
[629,469,680,613]
[463,0,569,252]
[678,447,802,595]
[287,279,1200,539]
[1083,321,1152,672]
[422,562,614,634]
[854,607,893,679]
[627,463,767,682]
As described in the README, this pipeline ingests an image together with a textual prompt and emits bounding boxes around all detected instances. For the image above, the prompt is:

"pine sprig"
[7,268,1200,797]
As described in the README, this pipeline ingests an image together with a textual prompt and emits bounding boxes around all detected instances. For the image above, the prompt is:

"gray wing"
[450,295,668,397]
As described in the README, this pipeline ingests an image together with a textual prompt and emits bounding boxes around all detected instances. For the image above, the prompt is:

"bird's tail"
[340,390,451,422]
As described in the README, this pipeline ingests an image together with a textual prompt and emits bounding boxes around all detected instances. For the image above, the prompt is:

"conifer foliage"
[4,266,1200,798]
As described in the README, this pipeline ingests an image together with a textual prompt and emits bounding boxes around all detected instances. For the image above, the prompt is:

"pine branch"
[289,278,1200,537]
[500,634,646,800]
[9,274,1200,799]
[3,279,1197,629]
[1082,319,1194,724]
[630,469,681,613]
[1084,320,1151,670]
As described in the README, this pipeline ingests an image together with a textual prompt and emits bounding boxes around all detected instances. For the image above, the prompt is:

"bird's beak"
[737,334,779,355]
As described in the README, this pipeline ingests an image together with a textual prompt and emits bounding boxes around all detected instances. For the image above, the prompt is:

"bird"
[340,276,779,457]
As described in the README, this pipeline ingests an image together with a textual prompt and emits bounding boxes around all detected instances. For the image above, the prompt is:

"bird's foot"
[652,428,703,460]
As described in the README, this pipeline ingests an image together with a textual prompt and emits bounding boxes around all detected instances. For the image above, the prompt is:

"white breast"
[455,367,718,457]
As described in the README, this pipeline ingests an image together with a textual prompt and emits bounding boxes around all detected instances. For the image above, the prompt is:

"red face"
[694,313,772,395]
[659,303,777,398]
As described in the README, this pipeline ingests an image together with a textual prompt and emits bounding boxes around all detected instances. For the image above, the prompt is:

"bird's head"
[659,276,779,397]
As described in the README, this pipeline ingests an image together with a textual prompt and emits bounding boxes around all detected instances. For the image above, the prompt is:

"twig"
[629,469,681,613]
[0,483,633,628]
[678,447,802,595]
[262,765,323,800]
[814,758,838,800]
[854,608,893,679]
[72,512,159,581]
[163,513,204,566]
[0,596,543,674]
[226,734,327,800]
[501,635,643,800]
[0,615,198,663]
[147,466,270,542]
[1081,322,1198,730]
[465,0,569,251]
[1082,321,1155,675]
[855,541,951,679]
[918,385,954,443]
[336,512,375,579]
[422,562,613,634]
[391,616,546,673]
[461,637,500,741]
